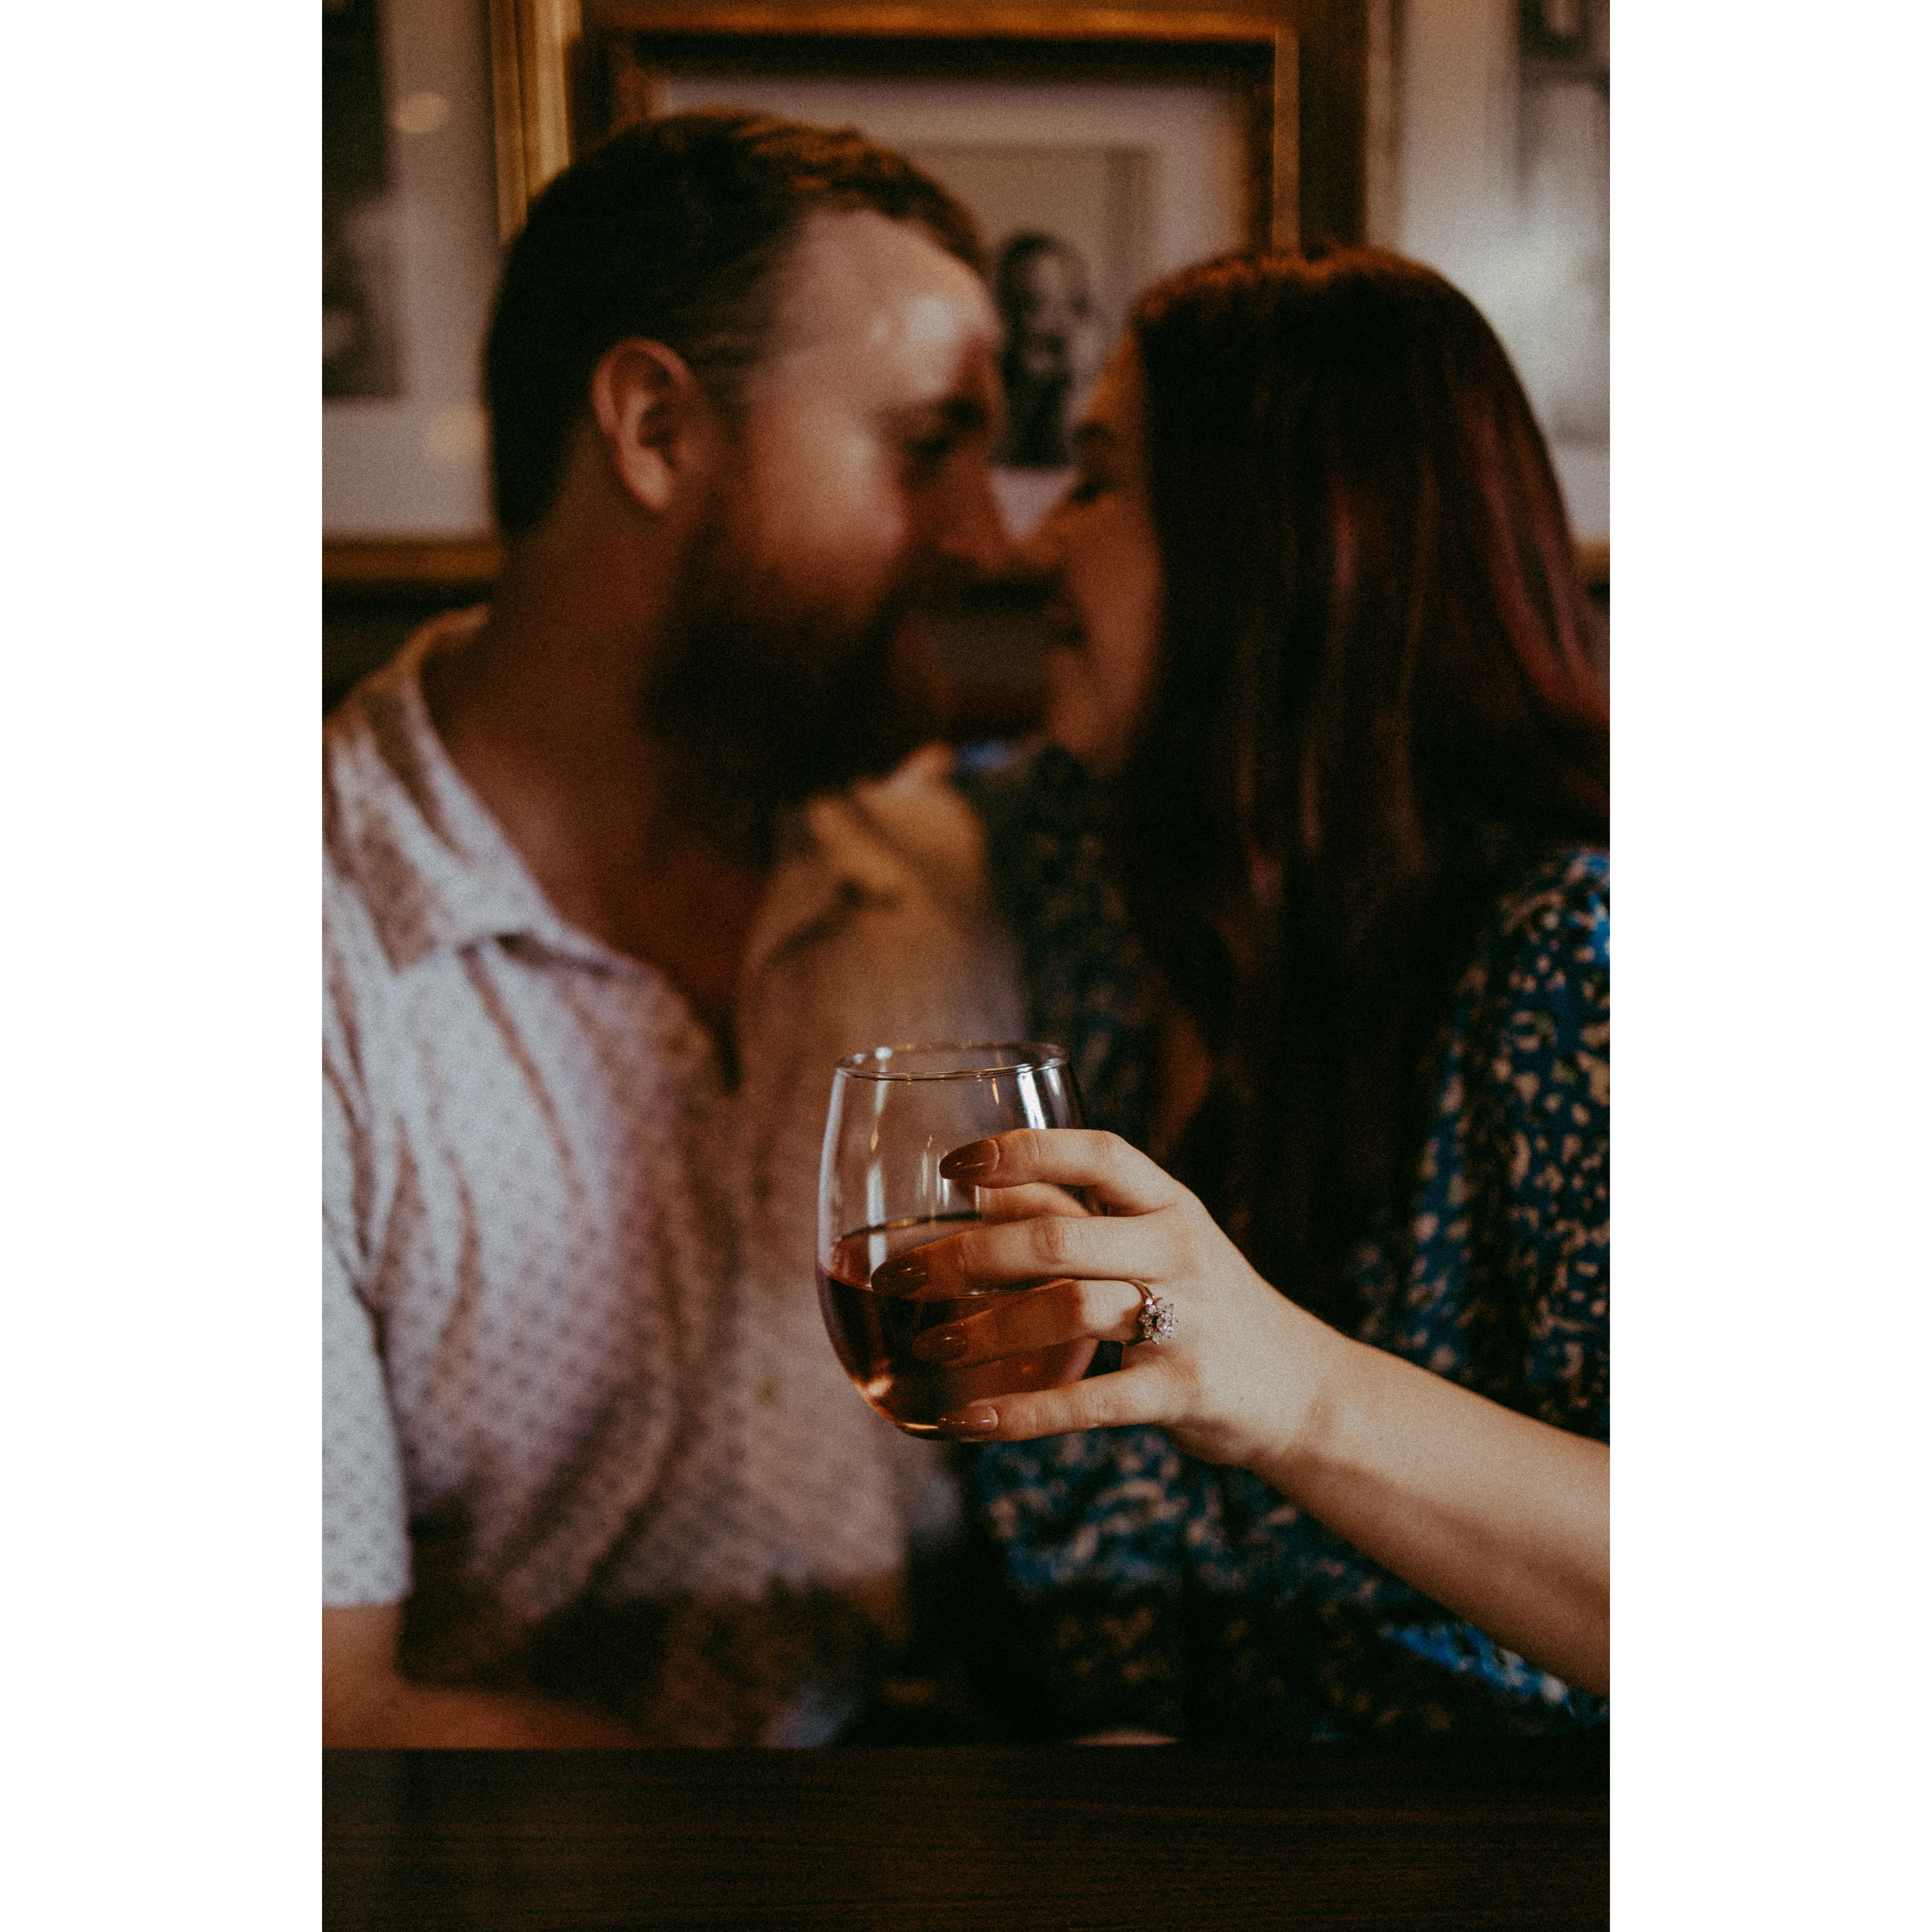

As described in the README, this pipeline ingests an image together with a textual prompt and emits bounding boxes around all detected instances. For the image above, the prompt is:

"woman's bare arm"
[1252,1320,1607,1694]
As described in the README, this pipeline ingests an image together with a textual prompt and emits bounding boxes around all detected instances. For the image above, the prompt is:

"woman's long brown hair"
[1115,248,1607,1326]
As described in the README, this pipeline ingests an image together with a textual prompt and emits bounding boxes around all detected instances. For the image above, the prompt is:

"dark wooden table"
[325,1737,1607,1930]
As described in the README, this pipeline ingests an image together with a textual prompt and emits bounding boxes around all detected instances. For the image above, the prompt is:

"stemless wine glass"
[817,1041,1096,1436]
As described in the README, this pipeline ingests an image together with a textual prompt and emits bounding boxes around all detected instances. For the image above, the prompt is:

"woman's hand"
[880,1127,1341,1469]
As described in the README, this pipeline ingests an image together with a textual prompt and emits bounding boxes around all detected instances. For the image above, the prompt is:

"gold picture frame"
[579,6,1297,251]
[488,0,584,240]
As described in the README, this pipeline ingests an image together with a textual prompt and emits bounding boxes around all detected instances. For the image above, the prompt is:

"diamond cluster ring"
[1132,1282,1178,1345]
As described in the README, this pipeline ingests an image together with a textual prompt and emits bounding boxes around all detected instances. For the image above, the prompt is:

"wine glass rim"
[833,1039,1070,1082]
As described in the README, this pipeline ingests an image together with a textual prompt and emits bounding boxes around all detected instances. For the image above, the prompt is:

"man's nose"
[937,459,1019,581]
[1009,498,1062,586]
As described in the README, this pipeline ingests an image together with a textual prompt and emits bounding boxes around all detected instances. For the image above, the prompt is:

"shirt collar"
[326,610,587,973]
[325,610,932,983]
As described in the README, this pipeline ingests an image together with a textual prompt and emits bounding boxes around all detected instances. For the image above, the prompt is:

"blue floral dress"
[958,743,1610,1741]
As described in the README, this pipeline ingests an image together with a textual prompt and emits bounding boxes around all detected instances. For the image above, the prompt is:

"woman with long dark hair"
[927,247,1609,1740]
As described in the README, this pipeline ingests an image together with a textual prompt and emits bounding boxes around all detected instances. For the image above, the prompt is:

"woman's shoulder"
[1491,845,1608,958]
[1460,843,1609,1037]
[952,738,1107,853]
[947,737,1122,924]
[950,739,1157,1147]
[1449,839,1608,1082]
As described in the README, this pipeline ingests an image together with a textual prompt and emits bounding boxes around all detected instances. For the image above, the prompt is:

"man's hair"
[484,110,983,535]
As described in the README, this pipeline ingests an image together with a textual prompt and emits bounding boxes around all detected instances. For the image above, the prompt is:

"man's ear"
[589,339,714,516]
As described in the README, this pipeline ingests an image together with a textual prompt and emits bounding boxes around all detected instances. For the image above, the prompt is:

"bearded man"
[323,113,1020,1746]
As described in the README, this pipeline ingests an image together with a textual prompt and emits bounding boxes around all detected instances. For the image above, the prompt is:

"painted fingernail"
[912,1327,969,1364]
[938,1405,1000,1436]
[940,1139,1000,1181]
[874,1251,928,1294]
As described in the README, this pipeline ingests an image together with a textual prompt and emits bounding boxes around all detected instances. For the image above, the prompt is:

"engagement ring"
[1132,1283,1177,1345]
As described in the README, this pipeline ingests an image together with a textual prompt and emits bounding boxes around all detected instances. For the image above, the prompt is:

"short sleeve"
[323,1026,411,1606]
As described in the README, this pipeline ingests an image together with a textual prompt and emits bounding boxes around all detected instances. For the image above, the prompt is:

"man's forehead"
[765,207,998,365]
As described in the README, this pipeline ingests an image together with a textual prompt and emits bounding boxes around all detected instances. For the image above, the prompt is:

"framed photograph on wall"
[323,0,576,582]
[580,6,1298,533]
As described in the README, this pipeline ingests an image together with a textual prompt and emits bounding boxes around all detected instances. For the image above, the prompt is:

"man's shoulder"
[323,690,402,1025]
[325,825,402,1117]
[326,605,534,987]
[323,630,416,880]
[324,627,444,1073]
[812,744,996,913]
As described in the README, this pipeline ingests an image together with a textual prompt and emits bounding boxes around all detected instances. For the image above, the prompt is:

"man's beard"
[639,492,945,863]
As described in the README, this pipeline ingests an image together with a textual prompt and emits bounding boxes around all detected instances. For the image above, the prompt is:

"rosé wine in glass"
[816,1043,1093,1436]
